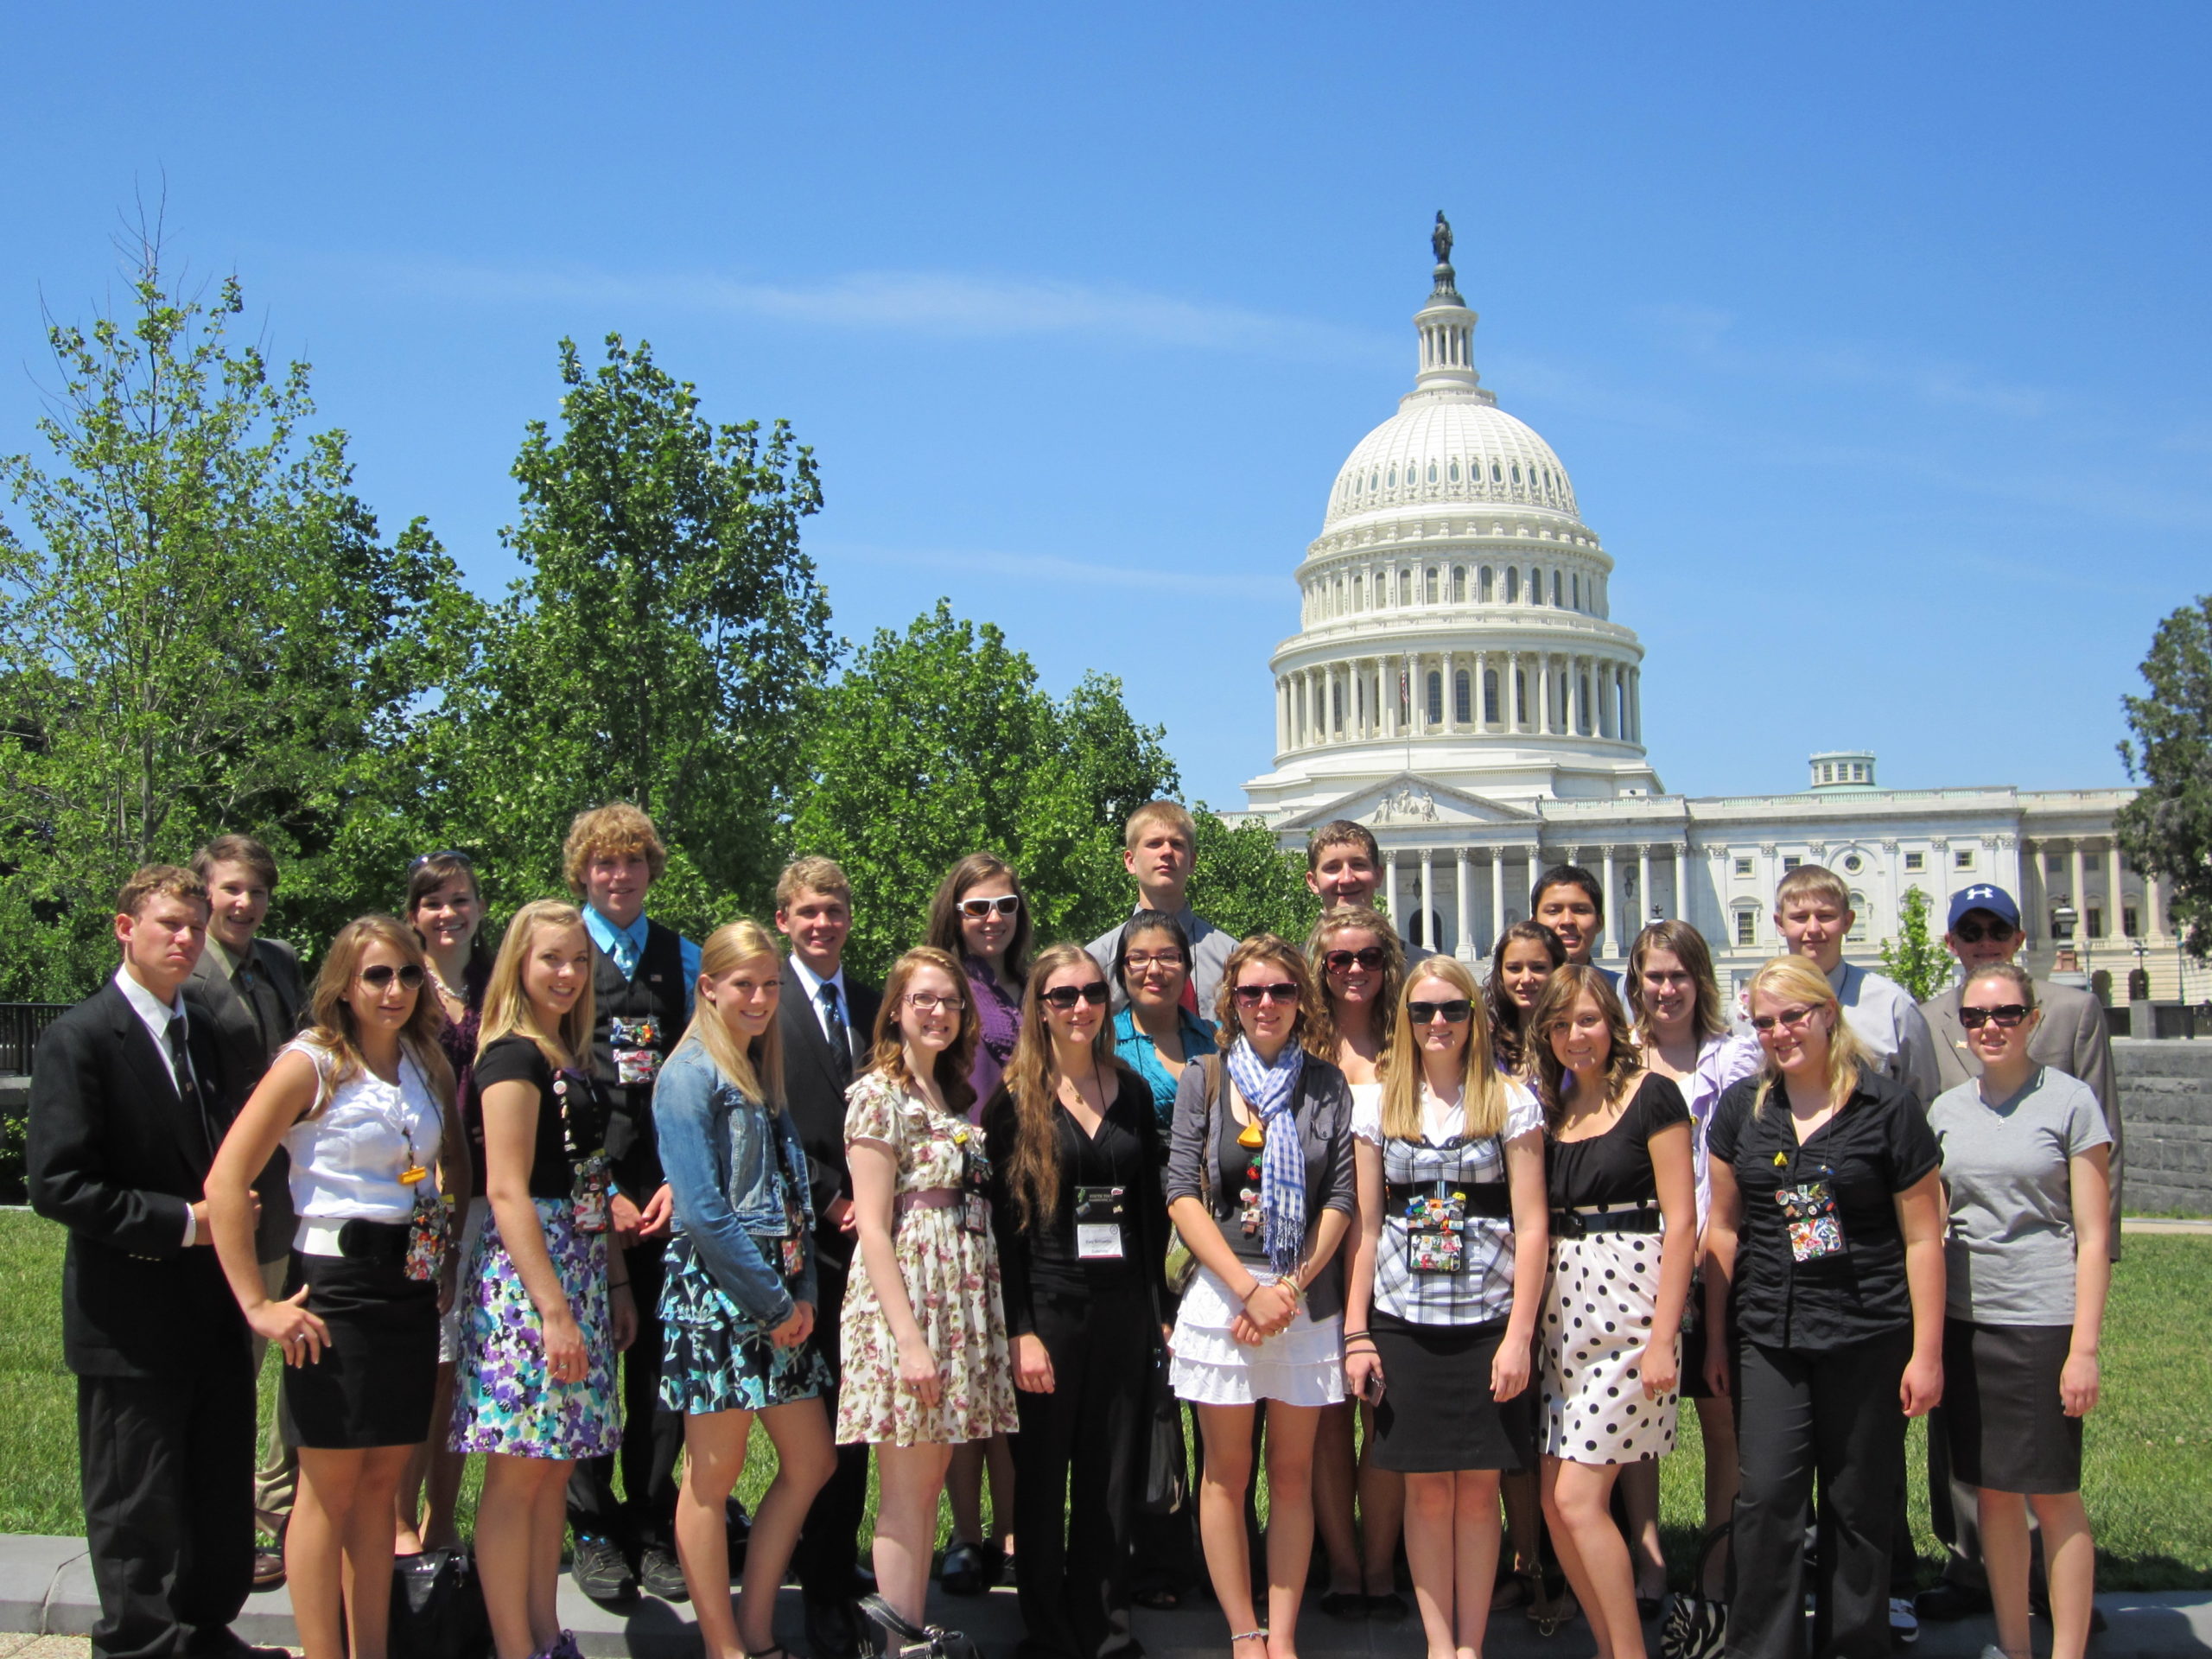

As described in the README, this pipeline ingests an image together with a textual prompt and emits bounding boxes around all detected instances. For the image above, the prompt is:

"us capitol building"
[1240,217,2181,1001]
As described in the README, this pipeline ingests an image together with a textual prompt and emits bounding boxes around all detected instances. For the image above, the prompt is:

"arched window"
[1425,567,1439,603]
[1479,565,1494,602]
[1505,567,1520,603]
[1399,569,1413,606]
[1579,671,1592,733]
[1554,569,1567,607]
[1572,572,1581,609]
[1491,461,1503,482]
[1451,565,1466,602]
[1427,461,1439,485]
[1531,569,1544,605]
[1426,671,1443,725]
[1847,893,1869,943]
[1483,668,1500,724]
[1514,669,1528,727]
[1449,458,1461,482]
[1454,669,1471,724]
[1332,682,1344,732]
[1732,905,1758,948]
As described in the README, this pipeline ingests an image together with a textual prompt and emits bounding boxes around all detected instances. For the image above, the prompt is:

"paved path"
[6,1535,2212,1657]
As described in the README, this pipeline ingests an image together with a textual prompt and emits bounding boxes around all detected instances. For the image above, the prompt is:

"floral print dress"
[833,1071,1020,1447]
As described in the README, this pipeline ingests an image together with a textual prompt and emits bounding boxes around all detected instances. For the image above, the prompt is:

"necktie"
[820,982,852,1083]
[607,925,640,980]
[166,1014,217,1159]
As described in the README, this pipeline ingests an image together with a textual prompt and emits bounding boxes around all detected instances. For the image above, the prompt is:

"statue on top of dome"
[1432,211,1453,269]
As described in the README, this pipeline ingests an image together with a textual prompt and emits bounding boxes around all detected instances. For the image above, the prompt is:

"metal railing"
[0,1004,69,1074]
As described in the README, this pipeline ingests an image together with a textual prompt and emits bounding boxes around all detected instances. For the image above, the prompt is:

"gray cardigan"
[1165,1049,1357,1319]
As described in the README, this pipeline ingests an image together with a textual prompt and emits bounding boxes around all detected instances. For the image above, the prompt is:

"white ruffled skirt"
[1170,1263,1344,1408]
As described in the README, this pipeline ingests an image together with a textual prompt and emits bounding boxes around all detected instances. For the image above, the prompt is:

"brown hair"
[478,900,595,1071]
[562,804,668,899]
[1214,933,1334,1061]
[1380,957,1511,1141]
[1774,864,1852,915]
[1626,919,1731,1047]
[1961,960,2037,1008]
[1527,964,1641,1131]
[865,945,980,1117]
[1745,955,1867,1116]
[998,943,1119,1230]
[192,834,279,892]
[1484,920,1567,1073]
[117,864,208,920]
[300,918,463,1185]
[924,852,1033,984]
[677,918,787,1110]
[1124,799,1196,852]
[1306,819,1380,872]
[775,855,853,912]
[1307,907,1403,1065]
[404,853,484,965]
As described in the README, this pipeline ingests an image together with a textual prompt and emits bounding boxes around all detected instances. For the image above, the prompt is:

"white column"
[1474,650,1489,728]
[1602,847,1619,958]
[1491,850,1506,942]
[2149,869,2166,938]
[1407,651,1422,735]
[1274,677,1287,753]
[1568,656,1581,735]
[1536,657,1550,735]
[1421,847,1436,952]
[1632,668,1643,742]
[1325,664,1338,741]
[1670,843,1685,923]
[2069,843,2087,924]
[1455,849,1471,958]
[1637,843,1652,934]
[1384,849,1403,941]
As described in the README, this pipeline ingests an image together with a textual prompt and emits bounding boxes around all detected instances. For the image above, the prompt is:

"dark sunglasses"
[1959,1004,2031,1030]
[1408,999,1473,1025]
[360,963,426,989]
[1749,1005,1820,1033]
[1324,947,1388,973]
[958,894,1022,919]
[1039,982,1110,1011]
[1233,982,1302,1007]
[409,849,473,873]
[1952,919,2015,944]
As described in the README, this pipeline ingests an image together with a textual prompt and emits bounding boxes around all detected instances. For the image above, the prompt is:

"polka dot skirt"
[1540,1231,1677,1465]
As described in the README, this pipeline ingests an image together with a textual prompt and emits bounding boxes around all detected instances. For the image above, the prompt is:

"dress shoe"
[184,1629,292,1658]
[805,1592,864,1659]
[251,1547,287,1590]
[1914,1582,1992,1622]
[639,1540,690,1602]
[570,1531,637,1603]
[938,1540,998,1597]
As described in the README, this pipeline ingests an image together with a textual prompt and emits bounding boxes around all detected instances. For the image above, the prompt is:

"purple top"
[440,955,493,1198]
[964,954,1022,1122]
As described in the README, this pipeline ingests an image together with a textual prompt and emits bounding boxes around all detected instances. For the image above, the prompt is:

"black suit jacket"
[778,958,881,1273]
[186,937,308,1262]
[28,979,252,1378]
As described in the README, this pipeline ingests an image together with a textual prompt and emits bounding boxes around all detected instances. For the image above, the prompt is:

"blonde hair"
[1124,799,1196,852]
[999,944,1119,1230]
[675,918,785,1109]
[563,803,668,898]
[1774,864,1852,915]
[775,855,852,912]
[865,945,980,1116]
[1746,954,1866,1116]
[1379,958,1511,1141]
[478,900,595,1070]
[1214,934,1334,1061]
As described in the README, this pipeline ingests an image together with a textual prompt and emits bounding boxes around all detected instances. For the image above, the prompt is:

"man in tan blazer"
[1914,881,2122,1624]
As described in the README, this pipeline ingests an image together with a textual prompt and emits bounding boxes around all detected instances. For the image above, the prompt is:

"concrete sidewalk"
[5,1535,2211,1657]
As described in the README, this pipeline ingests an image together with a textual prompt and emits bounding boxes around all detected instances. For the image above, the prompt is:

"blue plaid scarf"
[1225,1036,1306,1276]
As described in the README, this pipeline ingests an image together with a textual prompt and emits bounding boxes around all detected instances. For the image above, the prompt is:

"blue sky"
[4,4,2207,810]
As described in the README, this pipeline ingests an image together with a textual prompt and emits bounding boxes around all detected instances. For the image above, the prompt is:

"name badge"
[1074,1184,1128,1261]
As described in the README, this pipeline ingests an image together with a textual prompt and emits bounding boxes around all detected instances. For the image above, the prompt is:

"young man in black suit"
[774,856,883,1659]
[29,864,282,1659]
[186,834,308,1587]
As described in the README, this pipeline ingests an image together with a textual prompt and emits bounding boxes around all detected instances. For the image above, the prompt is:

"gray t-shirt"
[1929,1067,2111,1325]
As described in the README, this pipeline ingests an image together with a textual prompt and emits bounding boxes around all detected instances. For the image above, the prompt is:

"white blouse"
[281,1037,444,1223]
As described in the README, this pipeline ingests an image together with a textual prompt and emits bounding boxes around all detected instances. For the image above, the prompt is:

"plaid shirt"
[1354,1082,1543,1326]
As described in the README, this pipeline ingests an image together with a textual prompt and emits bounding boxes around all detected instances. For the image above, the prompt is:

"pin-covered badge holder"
[1236,1117,1265,1237]
[609,1016,663,1088]
[772,1133,809,1278]
[952,1125,992,1236]
[556,1069,613,1235]
[1774,1163,1845,1262]
[1405,1179,1470,1274]
[398,1122,448,1282]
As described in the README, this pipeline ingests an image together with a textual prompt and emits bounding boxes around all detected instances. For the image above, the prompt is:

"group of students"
[26,800,2119,1659]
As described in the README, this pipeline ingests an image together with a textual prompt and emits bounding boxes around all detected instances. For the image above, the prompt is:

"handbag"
[1139,1270,1188,1516]
[388,1546,492,1659]
[1659,1525,1731,1659]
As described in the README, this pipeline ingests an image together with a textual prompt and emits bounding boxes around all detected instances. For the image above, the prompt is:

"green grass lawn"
[4,1210,2206,1588]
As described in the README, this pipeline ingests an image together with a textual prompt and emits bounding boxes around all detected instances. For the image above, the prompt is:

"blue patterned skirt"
[658,1231,833,1416]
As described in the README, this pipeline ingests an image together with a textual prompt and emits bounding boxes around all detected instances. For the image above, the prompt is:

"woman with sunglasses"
[1928,963,2109,1659]
[837,946,1019,1650]
[1529,966,1695,1659]
[448,899,635,1659]
[1113,909,1218,1135]
[207,918,467,1659]
[982,944,1167,1659]
[923,855,1032,1593]
[397,849,492,1556]
[1485,922,1567,1077]
[1624,920,1760,1606]
[1166,936,1355,1659]
[1344,960,1548,1659]
[1308,907,1408,1621]
[1702,956,1945,1659]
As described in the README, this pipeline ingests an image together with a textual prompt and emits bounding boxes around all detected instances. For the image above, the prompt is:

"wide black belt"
[1549,1201,1662,1237]
[1387,1179,1512,1219]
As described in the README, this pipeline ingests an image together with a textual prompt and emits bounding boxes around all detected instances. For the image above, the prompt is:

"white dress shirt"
[789,954,856,1061]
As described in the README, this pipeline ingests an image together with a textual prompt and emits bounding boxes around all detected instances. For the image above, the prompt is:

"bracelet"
[608,1278,632,1290]
[1342,1329,1372,1340]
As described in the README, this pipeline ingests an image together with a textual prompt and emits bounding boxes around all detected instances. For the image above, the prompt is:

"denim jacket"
[653,1041,818,1326]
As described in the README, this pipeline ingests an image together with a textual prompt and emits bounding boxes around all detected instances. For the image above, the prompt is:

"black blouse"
[1547,1073,1690,1210]
[983,1067,1166,1338]
[1707,1065,1941,1352]
[474,1034,611,1199]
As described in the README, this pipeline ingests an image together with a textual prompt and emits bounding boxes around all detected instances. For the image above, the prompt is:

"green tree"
[0,236,470,996]
[1191,812,1320,945]
[2117,594,2212,960]
[787,602,1179,980]
[1878,885,1952,1001]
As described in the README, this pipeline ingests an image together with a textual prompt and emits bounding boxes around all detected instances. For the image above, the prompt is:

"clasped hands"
[1230,1277,1300,1346]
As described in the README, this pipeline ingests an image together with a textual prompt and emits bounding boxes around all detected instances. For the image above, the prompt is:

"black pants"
[795,1249,872,1601]
[568,1234,682,1548]
[79,1357,256,1659]
[1013,1284,1149,1659]
[1728,1330,1910,1659]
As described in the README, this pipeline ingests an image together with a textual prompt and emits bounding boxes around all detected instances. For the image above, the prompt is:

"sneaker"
[1890,1597,1921,1645]
[638,1541,690,1603]
[570,1533,635,1603]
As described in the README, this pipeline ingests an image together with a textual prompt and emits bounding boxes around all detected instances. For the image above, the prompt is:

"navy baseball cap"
[1948,884,2021,931]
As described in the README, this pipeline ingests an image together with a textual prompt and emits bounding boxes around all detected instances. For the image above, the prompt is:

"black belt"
[1386,1179,1512,1219]
[1549,1203,1662,1238]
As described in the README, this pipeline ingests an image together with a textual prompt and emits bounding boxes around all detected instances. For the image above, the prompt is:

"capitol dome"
[1244,215,1662,822]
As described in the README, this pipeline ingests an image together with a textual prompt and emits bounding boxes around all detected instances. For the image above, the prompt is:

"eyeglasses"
[1408,999,1473,1025]
[1953,919,2015,944]
[1959,1004,2031,1030]
[1749,1005,1819,1033]
[905,991,965,1014]
[1124,950,1185,972]
[1039,983,1110,1011]
[1233,982,1301,1007]
[408,849,473,873]
[360,964,426,989]
[958,895,1021,919]
[1323,947,1388,974]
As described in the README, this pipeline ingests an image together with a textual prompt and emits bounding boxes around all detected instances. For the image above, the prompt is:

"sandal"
[747,1647,795,1659]
[1229,1630,1268,1653]
[861,1593,977,1659]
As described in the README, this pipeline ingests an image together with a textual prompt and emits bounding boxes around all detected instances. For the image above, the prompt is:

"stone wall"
[2116,1039,2212,1217]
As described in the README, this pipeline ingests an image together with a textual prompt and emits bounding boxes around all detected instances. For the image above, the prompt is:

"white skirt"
[1171,1264,1344,1408]
[1540,1230,1677,1465]
[436,1198,490,1366]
